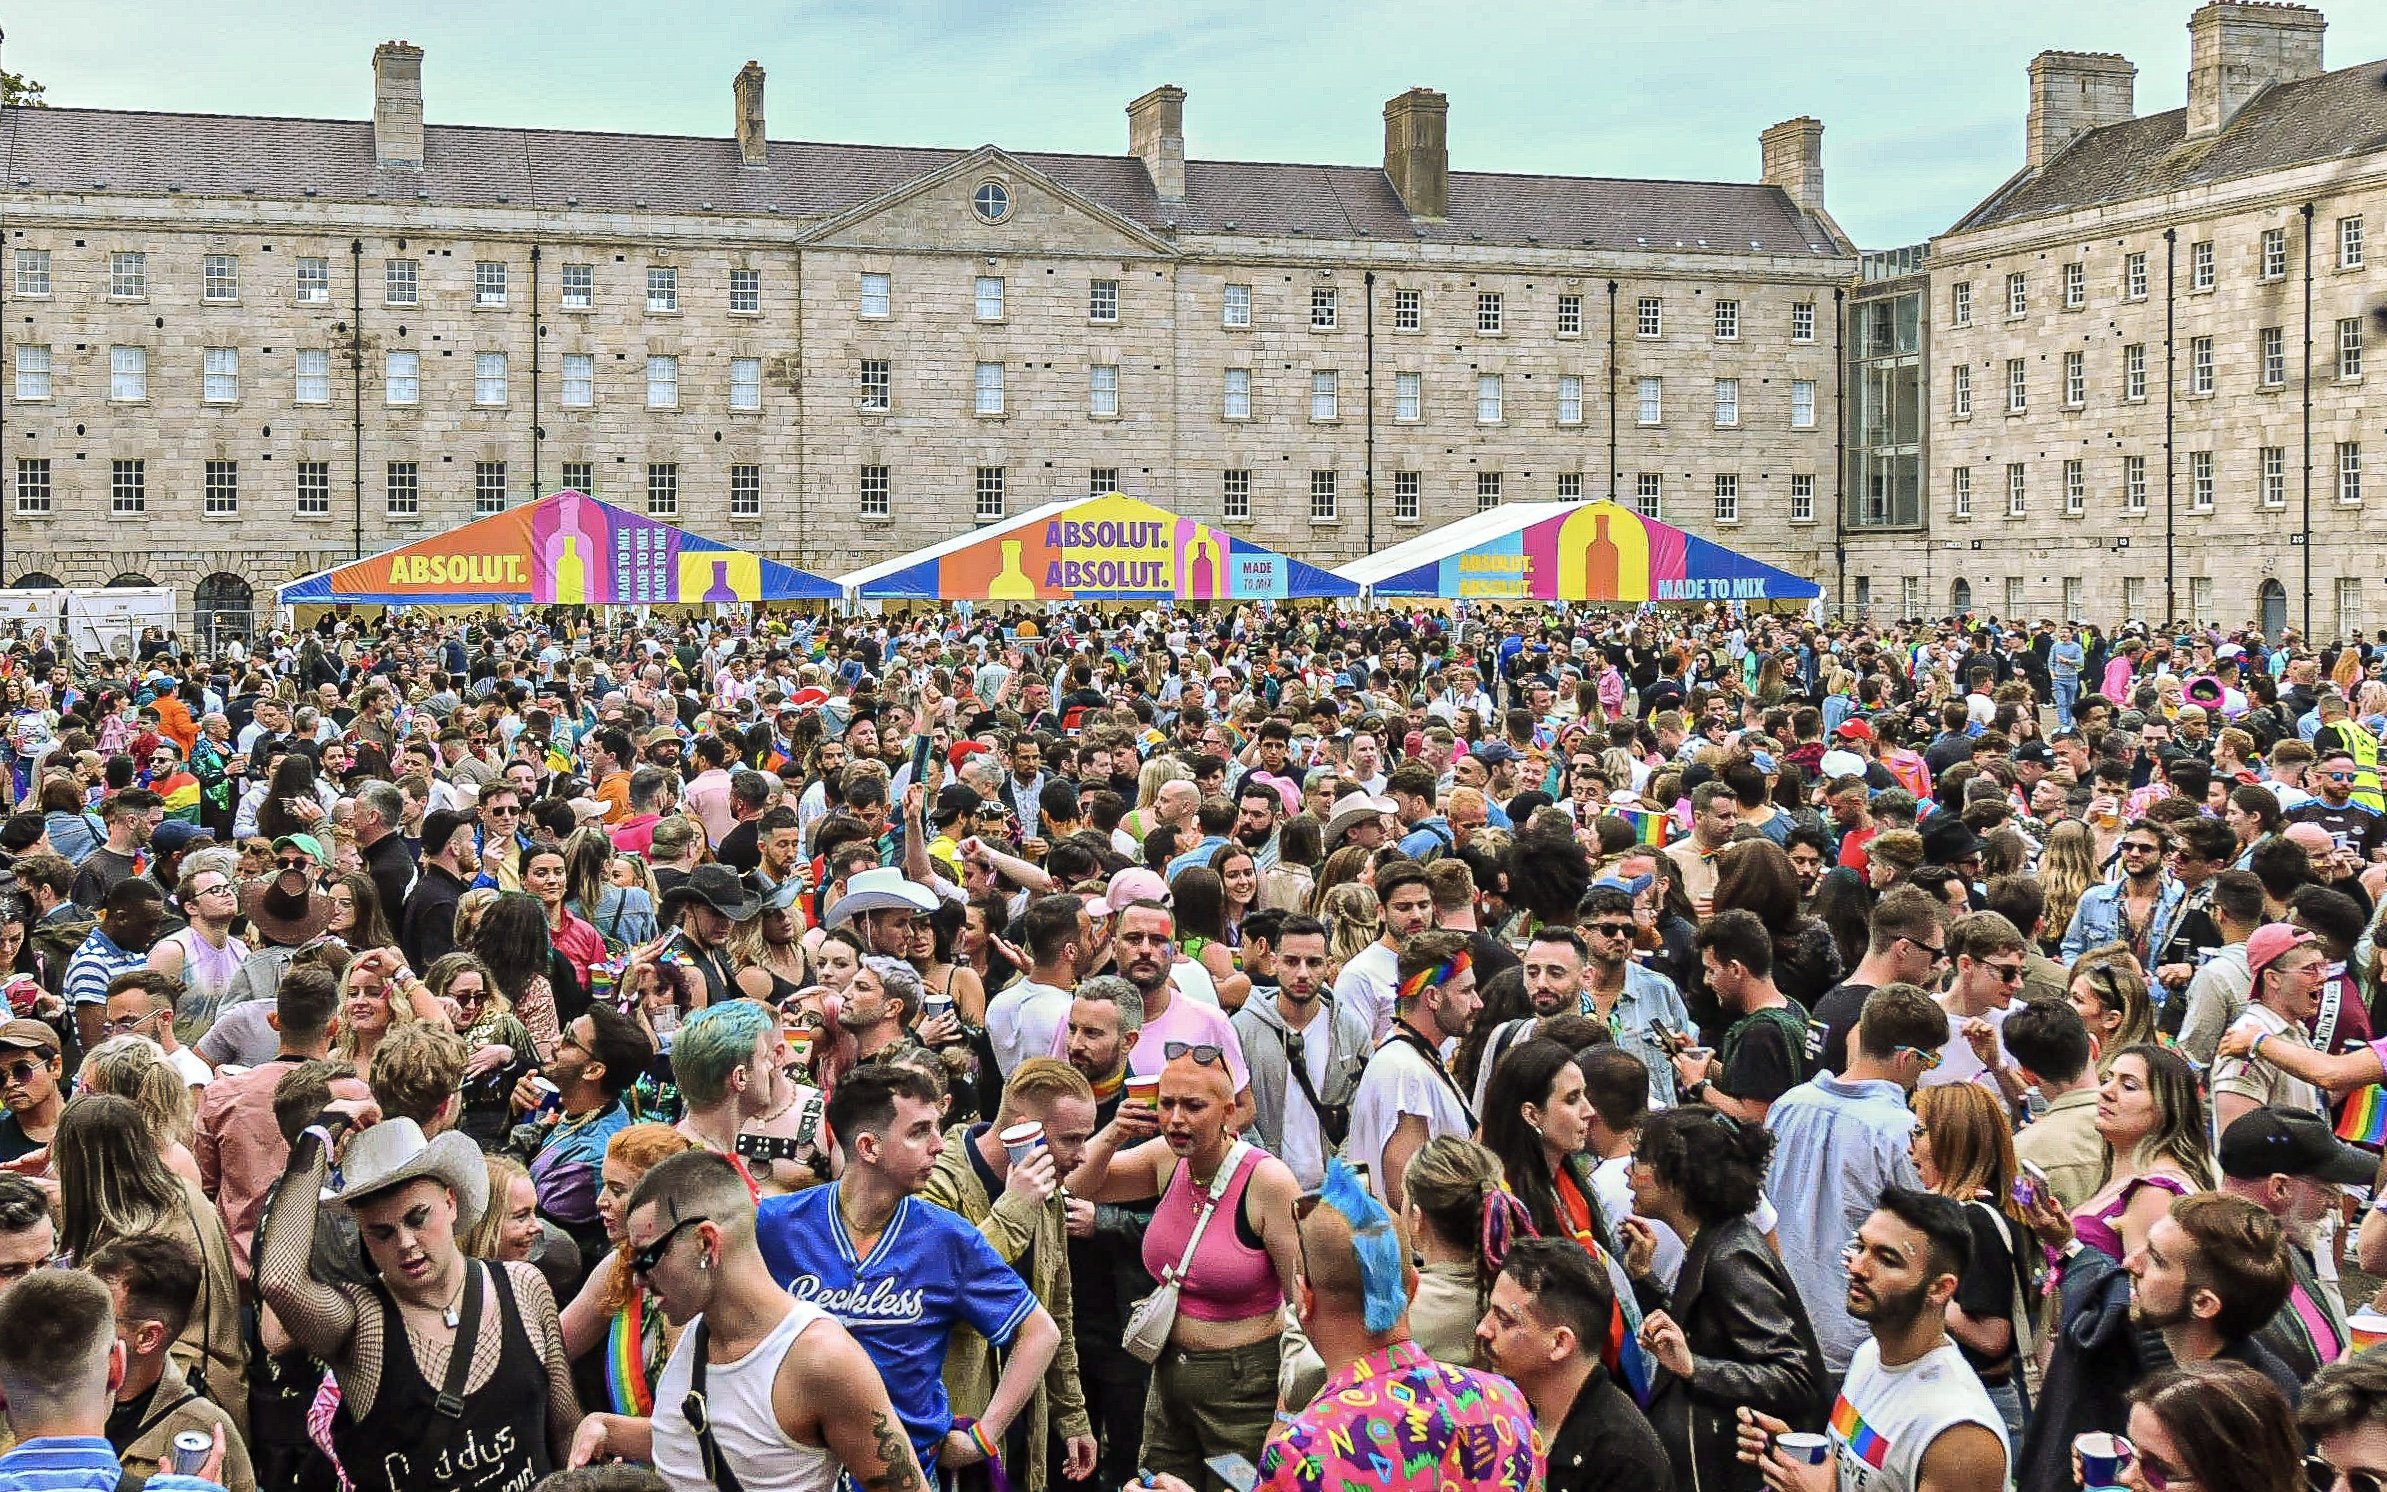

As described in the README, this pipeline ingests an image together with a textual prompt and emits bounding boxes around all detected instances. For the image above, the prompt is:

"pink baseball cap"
[1094,867,1172,916]
[2245,923,2318,978]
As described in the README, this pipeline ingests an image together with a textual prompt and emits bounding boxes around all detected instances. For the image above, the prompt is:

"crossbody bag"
[1122,1140,1251,1365]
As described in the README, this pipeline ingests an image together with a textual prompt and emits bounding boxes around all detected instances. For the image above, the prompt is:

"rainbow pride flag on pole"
[2338,1085,2387,1148]
[1613,806,1674,849]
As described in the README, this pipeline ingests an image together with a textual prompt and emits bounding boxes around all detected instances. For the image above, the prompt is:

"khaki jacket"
[116,1356,258,1492]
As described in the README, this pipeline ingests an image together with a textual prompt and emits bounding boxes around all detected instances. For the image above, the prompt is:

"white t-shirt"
[985,979,1074,1078]
[1922,1001,2011,1090]
[1592,1152,1685,1287]
[1831,1337,2007,1492]
[1332,942,1402,1045]
[1169,954,1219,1008]
[1276,1002,1336,1190]
[164,1043,212,1088]
[1347,1033,1471,1206]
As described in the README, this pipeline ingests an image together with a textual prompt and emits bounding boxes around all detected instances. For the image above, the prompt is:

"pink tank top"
[1142,1144,1280,1323]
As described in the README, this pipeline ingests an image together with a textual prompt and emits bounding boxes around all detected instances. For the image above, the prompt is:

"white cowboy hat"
[324,1118,490,1234]
[825,866,939,927]
[1326,791,1399,846]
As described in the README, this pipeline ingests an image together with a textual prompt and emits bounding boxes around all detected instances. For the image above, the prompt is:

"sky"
[10,1,2387,247]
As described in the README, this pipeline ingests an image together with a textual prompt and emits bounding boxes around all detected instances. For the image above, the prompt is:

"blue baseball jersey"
[755,1182,1037,1470]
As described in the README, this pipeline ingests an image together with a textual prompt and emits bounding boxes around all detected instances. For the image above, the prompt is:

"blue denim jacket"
[2060,875,2186,963]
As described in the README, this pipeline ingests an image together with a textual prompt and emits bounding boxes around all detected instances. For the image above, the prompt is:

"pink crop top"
[1142,1144,1281,1323]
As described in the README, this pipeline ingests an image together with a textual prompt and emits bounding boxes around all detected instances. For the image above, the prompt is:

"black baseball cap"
[2218,1107,2378,1188]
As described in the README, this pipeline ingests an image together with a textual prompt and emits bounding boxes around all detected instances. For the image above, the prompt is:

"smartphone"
[1648,1017,1686,1056]
[910,731,933,785]
[2009,1173,2040,1208]
[1204,1454,1260,1492]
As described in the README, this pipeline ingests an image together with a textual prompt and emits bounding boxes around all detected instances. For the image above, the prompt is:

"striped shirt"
[62,927,145,1009]
[0,1434,225,1492]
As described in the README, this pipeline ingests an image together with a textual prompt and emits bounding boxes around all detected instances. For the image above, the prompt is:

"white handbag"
[1122,1141,1249,1364]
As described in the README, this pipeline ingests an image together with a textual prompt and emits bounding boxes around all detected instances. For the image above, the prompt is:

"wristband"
[2250,1031,2270,1059]
[1686,1078,1713,1102]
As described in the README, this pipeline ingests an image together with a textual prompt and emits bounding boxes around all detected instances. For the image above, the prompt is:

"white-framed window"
[1309,469,1337,522]
[203,254,238,302]
[1952,280,1972,326]
[1558,294,1583,336]
[1713,377,1738,427]
[1311,287,1338,329]
[975,277,1004,321]
[12,249,49,298]
[296,256,329,304]
[294,348,330,405]
[560,461,592,495]
[13,458,49,517]
[859,272,891,318]
[859,359,891,413]
[386,258,419,307]
[474,461,507,516]
[2063,351,2085,407]
[1311,370,1339,422]
[1222,283,1252,328]
[730,357,762,412]
[645,266,677,312]
[1713,473,1740,523]
[560,353,594,408]
[2337,578,2364,639]
[2124,455,2147,514]
[2190,336,2214,394]
[2188,575,2213,624]
[1636,296,1661,337]
[730,464,762,519]
[2341,317,2365,379]
[2005,358,2026,413]
[2125,343,2147,401]
[2191,450,2214,512]
[1635,472,1661,519]
[112,458,146,515]
[1952,363,1972,417]
[2062,261,2084,309]
[110,345,148,402]
[383,461,416,517]
[1477,471,1503,511]
[561,263,593,309]
[1952,465,1973,520]
[729,268,760,314]
[646,462,679,517]
[2262,446,2288,508]
[1393,371,1421,422]
[1223,367,1251,419]
[2125,252,2148,300]
[12,345,50,402]
[1090,468,1119,498]
[2065,459,2086,515]
[646,356,679,409]
[1636,376,1661,426]
[2124,576,2146,619]
[2191,239,2214,290]
[2006,271,2026,318]
[1477,374,1504,424]
[2005,576,2025,615]
[202,347,239,403]
[109,251,147,299]
[1791,379,1816,429]
[1558,374,1584,426]
[475,260,508,307]
[383,350,419,406]
[1392,471,1419,522]
[2006,462,2027,517]
[1089,278,1119,323]
[2064,576,2084,618]
[974,362,1004,415]
[1478,292,1504,334]
[1088,363,1119,416]
[2261,326,2286,387]
[1394,288,1422,331]
[1222,469,1252,521]
[976,466,1007,521]
[203,459,238,517]
[1713,299,1739,340]
[2340,441,2363,505]
[1792,301,1816,343]
[972,182,1010,223]
[1557,472,1583,499]
[1790,473,1816,523]
[2262,229,2288,281]
[2342,215,2366,270]
[473,351,507,406]
[860,464,891,517]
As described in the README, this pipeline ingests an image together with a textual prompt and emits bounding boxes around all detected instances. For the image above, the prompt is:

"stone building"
[0,41,1852,637]
[1875,0,2387,638]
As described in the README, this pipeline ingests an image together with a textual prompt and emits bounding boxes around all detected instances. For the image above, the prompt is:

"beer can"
[170,1430,211,1475]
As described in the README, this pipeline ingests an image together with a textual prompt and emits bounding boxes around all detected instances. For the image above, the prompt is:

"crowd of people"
[0,601,2386,1492]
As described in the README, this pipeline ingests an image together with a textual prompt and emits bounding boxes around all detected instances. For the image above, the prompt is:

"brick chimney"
[734,61,767,167]
[1383,87,1449,221]
[2027,52,2137,169]
[1759,117,1827,215]
[1127,85,1186,203]
[2186,1,2324,140]
[372,41,425,169]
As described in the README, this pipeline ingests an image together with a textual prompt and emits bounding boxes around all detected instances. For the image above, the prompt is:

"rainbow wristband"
[961,1418,1001,1465]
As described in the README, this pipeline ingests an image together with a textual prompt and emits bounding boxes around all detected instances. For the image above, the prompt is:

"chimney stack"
[1759,117,1827,214]
[1383,87,1449,221]
[1127,85,1186,203]
[2027,52,2137,169]
[372,41,425,169]
[2186,1,2324,140]
[734,61,767,168]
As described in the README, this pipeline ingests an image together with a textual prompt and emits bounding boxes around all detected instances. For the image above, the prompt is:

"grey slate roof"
[1954,57,2387,233]
[0,105,1848,256]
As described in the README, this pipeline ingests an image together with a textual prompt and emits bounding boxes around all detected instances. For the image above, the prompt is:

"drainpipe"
[1363,270,1376,556]
[530,245,542,502]
[1833,284,1847,617]
[351,239,365,561]
[2161,229,2175,626]
[2300,202,2314,637]
[1606,280,1619,503]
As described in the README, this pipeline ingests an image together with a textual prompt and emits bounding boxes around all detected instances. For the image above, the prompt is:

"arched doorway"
[106,573,154,588]
[194,573,254,652]
[1951,579,1973,614]
[11,573,61,590]
[2258,579,2289,643]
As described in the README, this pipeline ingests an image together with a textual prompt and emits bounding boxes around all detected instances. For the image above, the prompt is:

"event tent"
[1337,500,1822,603]
[837,492,1358,602]
[277,491,841,606]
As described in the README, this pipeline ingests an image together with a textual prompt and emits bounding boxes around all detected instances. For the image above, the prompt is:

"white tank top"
[1829,1338,2008,1492]
[651,1297,842,1492]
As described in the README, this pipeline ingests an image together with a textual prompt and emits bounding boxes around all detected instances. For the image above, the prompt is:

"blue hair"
[673,999,777,1106]
[1320,1157,1405,1334]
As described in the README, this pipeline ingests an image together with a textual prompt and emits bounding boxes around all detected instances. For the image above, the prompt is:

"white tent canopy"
[1333,502,1583,590]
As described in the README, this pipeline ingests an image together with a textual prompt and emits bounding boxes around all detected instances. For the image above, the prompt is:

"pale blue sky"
[11,1,2387,246]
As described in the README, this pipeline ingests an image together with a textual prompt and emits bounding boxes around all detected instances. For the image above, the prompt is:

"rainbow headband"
[1398,950,1471,1006]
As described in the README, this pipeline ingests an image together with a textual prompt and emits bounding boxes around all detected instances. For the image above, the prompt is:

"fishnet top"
[255,1129,582,1464]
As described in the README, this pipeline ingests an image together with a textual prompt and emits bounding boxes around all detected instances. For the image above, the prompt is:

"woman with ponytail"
[1400,1136,1535,1366]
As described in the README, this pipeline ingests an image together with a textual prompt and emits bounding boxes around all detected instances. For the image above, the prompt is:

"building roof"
[0,105,1849,256]
[1953,58,2387,234]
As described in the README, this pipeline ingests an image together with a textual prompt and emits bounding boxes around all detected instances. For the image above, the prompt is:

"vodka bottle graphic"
[701,560,737,603]
[987,541,1037,601]
[554,535,589,605]
[543,491,604,604]
[1584,511,1621,602]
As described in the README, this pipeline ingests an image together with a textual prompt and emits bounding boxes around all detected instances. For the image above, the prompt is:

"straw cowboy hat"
[825,866,938,927]
[1325,791,1398,849]
[324,1117,489,1233]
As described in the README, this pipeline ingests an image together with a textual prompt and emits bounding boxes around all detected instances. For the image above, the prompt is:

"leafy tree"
[1,70,46,108]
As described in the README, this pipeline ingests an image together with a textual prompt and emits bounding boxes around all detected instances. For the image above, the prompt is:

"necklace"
[400,1268,471,1330]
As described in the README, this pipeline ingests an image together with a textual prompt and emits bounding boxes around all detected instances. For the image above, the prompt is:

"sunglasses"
[629,1214,710,1276]
[1899,936,1951,965]
[0,1058,47,1085]
[99,1010,163,1036]
[1981,962,2026,984]
[275,856,312,871]
[1893,1045,1944,1072]
[1587,922,1637,939]
[2306,1456,2387,1492]
[2120,841,2164,854]
[1163,1041,1225,1068]
[484,805,521,817]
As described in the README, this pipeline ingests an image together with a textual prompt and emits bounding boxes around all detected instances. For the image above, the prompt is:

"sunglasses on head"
[1163,1041,1225,1068]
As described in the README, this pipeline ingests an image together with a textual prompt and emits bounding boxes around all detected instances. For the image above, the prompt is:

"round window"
[972,181,1012,224]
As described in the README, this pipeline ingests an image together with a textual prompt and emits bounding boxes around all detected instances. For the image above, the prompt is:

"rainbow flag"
[1614,807,1674,849]
[1830,1394,1891,1469]
[2339,1085,2387,1148]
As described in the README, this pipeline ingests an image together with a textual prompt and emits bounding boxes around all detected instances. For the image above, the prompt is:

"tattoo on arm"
[861,1410,924,1492]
